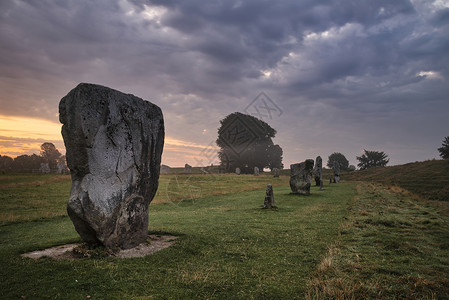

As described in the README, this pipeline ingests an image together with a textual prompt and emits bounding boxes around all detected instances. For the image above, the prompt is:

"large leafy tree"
[40,142,61,169]
[216,112,283,173]
[437,136,449,159]
[356,149,389,170]
[326,152,349,170]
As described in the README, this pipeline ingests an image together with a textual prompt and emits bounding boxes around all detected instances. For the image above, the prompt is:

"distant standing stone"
[263,184,275,208]
[235,167,241,175]
[57,163,68,174]
[333,161,341,183]
[160,164,171,174]
[290,159,314,195]
[313,156,322,186]
[254,166,260,176]
[273,168,280,178]
[60,83,164,249]
[184,164,192,174]
[39,162,50,174]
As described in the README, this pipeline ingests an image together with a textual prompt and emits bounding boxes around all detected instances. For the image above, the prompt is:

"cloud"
[0,0,448,166]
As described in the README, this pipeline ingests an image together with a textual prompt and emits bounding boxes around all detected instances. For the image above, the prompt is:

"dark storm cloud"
[1,0,448,165]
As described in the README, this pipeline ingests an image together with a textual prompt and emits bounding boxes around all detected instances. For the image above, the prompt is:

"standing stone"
[235,167,241,175]
[313,156,324,190]
[313,156,322,186]
[184,164,192,174]
[254,166,259,176]
[333,161,341,183]
[39,162,50,174]
[57,162,68,174]
[289,159,314,195]
[273,168,280,178]
[59,83,164,249]
[263,184,275,208]
[160,164,171,174]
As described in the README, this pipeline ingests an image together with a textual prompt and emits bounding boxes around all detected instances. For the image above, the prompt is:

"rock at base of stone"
[290,159,314,195]
[263,184,275,208]
[60,83,164,250]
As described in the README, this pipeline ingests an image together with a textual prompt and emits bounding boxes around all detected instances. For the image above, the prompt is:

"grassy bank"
[344,159,449,201]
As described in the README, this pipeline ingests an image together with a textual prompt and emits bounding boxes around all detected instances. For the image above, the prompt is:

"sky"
[1,0,448,168]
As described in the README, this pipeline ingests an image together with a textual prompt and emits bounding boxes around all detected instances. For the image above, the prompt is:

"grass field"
[1,167,448,299]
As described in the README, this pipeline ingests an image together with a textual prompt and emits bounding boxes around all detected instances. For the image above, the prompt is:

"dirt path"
[21,235,177,260]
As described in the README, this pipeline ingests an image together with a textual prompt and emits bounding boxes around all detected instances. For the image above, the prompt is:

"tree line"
[216,112,396,173]
[0,143,65,173]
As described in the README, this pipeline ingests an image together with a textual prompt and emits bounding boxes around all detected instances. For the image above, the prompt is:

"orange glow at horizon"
[0,115,218,167]
[0,115,64,157]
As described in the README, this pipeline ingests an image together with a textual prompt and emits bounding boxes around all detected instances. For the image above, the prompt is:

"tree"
[40,142,61,169]
[438,136,449,159]
[216,112,283,173]
[356,149,389,170]
[0,155,13,171]
[326,152,349,170]
[12,154,45,172]
[266,144,284,170]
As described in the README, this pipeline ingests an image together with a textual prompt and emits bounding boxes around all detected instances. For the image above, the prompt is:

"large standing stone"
[333,161,341,183]
[254,166,260,176]
[59,83,164,249]
[290,159,314,195]
[273,168,280,178]
[235,167,241,175]
[263,184,275,208]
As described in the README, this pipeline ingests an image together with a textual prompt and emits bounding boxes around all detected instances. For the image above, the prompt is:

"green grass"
[306,182,449,299]
[1,171,448,299]
[344,159,449,201]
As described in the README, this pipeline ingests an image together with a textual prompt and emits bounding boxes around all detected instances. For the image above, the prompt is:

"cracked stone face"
[59,83,164,249]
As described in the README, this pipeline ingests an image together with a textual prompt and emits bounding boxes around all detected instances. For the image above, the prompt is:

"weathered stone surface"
[59,83,164,249]
[333,161,341,183]
[254,166,259,176]
[263,184,275,208]
[273,168,280,178]
[184,164,192,173]
[289,159,314,195]
[235,167,241,175]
